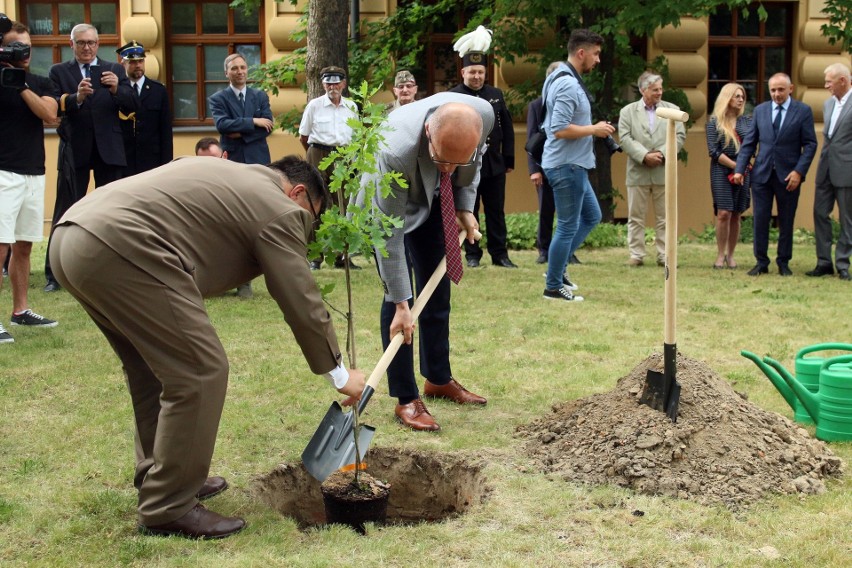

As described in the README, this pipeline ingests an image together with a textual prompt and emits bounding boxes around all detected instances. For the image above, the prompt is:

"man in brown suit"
[49,156,366,539]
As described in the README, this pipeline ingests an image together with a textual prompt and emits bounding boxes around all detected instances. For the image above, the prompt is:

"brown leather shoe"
[197,476,228,500]
[395,399,440,431]
[140,503,245,540]
[424,378,487,405]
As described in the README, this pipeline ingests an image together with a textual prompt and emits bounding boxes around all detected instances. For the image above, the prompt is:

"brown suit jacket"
[57,156,342,374]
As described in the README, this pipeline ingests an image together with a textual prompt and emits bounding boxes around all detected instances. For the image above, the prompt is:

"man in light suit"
[117,41,173,176]
[808,63,852,281]
[618,72,686,267]
[208,53,274,297]
[208,53,273,166]
[49,156,366,539]
[44,23,137,292]
[361,93,492,431]
[733,73,817,276]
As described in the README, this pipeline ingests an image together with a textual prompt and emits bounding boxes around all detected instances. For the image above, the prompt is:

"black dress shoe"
[493,257,518,268]
[333,257,361,270]
[536,253,547,264]
[569,254,581,265]
[778,265,793,276]
[466,258,480,268]
[140,503,245,540]
[747,264,768,276]
[43,281,61,292]
[197,476,228,500]
[309,260,322,271]
[839,269,851,281]
[805,265,834,277]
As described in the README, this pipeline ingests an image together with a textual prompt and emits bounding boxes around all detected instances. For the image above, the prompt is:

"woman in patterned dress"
[706,83,751,269]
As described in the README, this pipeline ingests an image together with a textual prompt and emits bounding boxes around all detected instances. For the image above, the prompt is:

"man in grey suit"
[808,63,852,281]
[362,93,492,431]
[49,156,366,539]
[618,72,686,267]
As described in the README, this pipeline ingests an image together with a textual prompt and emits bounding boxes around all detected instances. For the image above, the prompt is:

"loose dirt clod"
[517,354,845,509]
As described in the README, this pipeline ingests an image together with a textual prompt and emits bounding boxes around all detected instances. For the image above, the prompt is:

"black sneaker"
[0,323,13,344]
[543,273,579,291]
[10,309,58,328]
[543,287,584,302]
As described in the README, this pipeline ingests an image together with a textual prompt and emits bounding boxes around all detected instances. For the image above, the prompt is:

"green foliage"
[310,82,404,264]
[821,0,852,53]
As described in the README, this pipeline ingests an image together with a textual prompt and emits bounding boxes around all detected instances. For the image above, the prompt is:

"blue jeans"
[543,163,601,290]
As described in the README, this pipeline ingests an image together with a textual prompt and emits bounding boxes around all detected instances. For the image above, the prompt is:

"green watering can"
[741,343,852,425]
[764,354,852,442]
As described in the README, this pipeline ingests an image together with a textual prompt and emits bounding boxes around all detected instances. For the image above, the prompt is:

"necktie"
[772,105,783,135]
[135,83,141,96]
[238,92,245,107]
[439,173,463,284]
[82,63,90,78]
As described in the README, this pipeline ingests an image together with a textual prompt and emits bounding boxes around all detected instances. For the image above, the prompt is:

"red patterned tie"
[439,172,464,284]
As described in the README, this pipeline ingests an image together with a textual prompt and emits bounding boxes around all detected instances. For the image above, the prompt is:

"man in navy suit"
[43,23,137,291]
[733,73,817,276]
[208,53,274,298]
[207,53,273,166]
[117,41,173,176]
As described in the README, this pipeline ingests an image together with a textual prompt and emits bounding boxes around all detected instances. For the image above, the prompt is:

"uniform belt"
[309,143,337,152]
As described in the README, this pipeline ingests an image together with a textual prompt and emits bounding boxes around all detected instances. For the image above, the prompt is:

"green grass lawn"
[1,242,850,567]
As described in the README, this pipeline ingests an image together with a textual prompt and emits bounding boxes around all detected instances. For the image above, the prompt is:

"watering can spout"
[740,350,799,412]
[763,356,820,422]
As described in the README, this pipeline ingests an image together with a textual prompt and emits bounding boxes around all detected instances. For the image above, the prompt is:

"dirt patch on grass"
[517,354,845,509]
[253,447,491,528]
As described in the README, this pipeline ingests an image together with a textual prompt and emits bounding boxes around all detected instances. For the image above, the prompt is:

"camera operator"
[539,29,615,303]
[0,20,60,344]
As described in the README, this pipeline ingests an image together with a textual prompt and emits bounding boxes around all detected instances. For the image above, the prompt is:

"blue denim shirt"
[541,63,595,170]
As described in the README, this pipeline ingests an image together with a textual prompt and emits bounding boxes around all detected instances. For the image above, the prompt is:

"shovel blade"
[640,369,681,423]
[301,401,376,482]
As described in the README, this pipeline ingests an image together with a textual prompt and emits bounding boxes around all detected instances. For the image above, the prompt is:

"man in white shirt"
[298,66,359,269]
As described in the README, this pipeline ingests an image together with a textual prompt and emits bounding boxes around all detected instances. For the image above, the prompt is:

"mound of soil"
[517,354,845,509]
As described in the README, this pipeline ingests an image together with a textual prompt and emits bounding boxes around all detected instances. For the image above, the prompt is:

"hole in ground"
[252,447,491,528]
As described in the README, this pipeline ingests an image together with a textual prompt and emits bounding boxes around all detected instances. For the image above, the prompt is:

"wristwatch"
[18,82,30,93]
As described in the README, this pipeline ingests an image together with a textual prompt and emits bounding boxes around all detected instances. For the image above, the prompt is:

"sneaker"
[0,323,13,344]
[543,287,584,302]
[10,309,58,328]
[542,273,579,291]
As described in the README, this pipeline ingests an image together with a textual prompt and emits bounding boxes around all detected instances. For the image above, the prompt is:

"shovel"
[639,107,689,423]
[302,230,478,482]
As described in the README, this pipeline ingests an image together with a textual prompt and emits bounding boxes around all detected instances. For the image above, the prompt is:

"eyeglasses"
[427,134,477,167]
[733,94,745,99]
[396,83,416,90]
[303,186,324,226]
[74,40,98,48]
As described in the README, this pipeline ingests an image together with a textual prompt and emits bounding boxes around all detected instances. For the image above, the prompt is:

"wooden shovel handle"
[364,229,479,391]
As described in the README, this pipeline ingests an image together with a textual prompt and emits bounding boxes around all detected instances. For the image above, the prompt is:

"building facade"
[1,0,847,235]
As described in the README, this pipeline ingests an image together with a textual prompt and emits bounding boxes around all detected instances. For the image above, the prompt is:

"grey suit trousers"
[814,180,852,271]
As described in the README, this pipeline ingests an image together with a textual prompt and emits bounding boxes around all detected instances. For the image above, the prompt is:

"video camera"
[602,121,622,155]
[0,13,30,90]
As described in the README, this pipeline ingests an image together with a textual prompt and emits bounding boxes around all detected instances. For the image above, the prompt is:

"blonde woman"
[706,83,751,269]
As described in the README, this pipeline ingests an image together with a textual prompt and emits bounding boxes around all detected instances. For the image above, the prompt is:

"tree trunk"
[306,0,351,100]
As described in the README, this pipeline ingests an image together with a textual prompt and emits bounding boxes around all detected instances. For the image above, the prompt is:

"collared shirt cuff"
[324,363,350,389]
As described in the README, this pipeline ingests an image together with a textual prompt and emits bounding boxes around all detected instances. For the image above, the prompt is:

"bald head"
[426,103,483,172]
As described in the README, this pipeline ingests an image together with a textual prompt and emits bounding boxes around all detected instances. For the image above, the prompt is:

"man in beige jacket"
[618,72,686,266]
[50,156,365,539]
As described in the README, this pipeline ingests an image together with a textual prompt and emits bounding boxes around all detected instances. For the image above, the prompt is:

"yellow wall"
[34,0,852,238]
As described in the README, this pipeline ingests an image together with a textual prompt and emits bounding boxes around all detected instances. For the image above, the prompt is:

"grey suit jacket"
[57,157,342,374]
[816,95,852,188]
[361,92,495,302]
[208,86,273,165]
[618,99,686,186]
